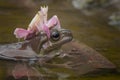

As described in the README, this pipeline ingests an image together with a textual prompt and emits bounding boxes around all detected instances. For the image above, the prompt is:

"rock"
[109,12,120,28]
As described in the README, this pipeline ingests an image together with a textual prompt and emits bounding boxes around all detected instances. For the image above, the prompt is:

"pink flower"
[14,6,61,40]
[14,28,33,39]
[47,15,61,29]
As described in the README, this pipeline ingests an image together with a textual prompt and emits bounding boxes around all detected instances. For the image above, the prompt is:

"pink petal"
[35,22,43,32]
[14,28,30,39]
[42,24,50,38]
[40,6,48,16]
[47,15,61,29]
[28,11,44,32]
[40,6,48,24]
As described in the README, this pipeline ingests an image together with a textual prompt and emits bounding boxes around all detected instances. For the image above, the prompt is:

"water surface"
[0,0,120,80]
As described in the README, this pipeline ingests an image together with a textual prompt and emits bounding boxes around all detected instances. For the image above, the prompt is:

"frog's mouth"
[43,29,73,53]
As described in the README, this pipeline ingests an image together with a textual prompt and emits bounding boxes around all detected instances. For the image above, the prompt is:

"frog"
[0,6,73,63]
[0,28,72,62]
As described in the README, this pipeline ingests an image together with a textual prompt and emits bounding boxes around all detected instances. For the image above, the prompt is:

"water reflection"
[0,56,75,80]
[0,61,42,80]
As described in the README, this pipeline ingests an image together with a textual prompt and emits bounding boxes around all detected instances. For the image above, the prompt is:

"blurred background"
[0,0,120,80]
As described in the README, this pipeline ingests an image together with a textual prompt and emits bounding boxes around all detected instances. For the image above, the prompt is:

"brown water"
[0,0,120,80]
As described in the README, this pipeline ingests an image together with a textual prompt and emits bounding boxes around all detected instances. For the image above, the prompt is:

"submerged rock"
[109,12,120,29]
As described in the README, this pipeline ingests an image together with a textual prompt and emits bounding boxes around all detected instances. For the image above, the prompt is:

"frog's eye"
[51,30,60,41]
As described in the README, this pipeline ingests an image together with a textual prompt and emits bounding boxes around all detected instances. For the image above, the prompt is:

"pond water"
[0,0,120,80]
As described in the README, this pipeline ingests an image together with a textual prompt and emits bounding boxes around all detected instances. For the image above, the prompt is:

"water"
[0,0,120,80]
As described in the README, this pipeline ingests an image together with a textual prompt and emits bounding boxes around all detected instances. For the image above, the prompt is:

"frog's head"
[15,6,73,54]
[27,28,72,54]
[43,28,73,53]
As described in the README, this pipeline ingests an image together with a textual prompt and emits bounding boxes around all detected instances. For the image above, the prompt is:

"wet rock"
[109,12,120,29]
